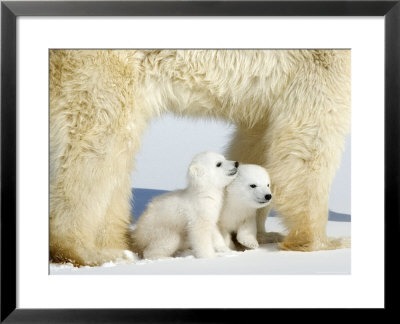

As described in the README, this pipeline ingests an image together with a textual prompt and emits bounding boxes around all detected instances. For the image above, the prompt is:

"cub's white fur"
[131,151,238,259]
[219,164,272,250]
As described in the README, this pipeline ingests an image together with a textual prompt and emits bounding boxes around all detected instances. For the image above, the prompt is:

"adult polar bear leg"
[265,52,350,252]
[49,162,134,266]
[49,139,139,265]
[101,176,135,252]
[226,50,350,251]
[49,50,146,265]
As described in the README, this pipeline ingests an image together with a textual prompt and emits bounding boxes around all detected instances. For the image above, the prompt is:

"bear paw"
[195,249,215,259]
[115,250,137,263]
[214,244,231,253]
[237,237,259,249]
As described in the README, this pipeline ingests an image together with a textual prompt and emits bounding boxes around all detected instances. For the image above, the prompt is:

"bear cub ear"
[189,164,205,178]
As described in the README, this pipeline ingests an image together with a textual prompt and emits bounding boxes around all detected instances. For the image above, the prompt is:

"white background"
[18,17,383,308]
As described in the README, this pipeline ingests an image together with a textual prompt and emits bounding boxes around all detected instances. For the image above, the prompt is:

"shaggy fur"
[219,164,273,250]
[131,151,238,259]
[50,49,351,266]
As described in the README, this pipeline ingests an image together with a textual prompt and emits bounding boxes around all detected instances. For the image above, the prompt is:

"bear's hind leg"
[143,231,182,260]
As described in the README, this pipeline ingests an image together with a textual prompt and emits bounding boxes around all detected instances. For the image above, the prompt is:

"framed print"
[1,0,399,321]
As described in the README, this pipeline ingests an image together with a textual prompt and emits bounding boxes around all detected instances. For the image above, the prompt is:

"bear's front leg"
[219,227,236,250]
[212,227,230,253]
[188,218,215,258]
[49,160,135,266]
[236,217,259,249]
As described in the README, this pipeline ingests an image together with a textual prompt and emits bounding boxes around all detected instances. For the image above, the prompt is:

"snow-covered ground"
[50,216,350,275]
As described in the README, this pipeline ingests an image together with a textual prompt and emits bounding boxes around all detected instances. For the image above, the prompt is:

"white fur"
[131,151,238,259]
[219,164,272,250]
[50,50,351,266]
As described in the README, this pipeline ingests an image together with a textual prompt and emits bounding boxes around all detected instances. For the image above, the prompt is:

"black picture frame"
[1,0,399,321]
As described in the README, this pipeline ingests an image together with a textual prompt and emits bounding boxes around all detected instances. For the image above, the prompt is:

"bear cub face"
[188,151,239,189]
[226,164,272,209]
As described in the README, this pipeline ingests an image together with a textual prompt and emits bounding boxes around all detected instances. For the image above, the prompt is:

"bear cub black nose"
[234,161,239,168]
[265,194,272,201]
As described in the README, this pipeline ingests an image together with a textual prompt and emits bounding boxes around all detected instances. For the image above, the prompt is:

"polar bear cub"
[131,151,239,259]
[219,164,272,250]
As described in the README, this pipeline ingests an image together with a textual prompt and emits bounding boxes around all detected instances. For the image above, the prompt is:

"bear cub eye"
[216,162,222,167]
[250,184,257,188]
[267,184,270,187]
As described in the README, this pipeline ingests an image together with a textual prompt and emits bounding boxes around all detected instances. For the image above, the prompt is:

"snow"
[50,217,350,275]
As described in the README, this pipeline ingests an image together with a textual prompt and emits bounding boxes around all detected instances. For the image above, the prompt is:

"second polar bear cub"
[131,151,239,259]
[219,164,272,250]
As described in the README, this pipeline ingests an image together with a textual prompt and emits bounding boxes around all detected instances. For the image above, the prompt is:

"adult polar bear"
[50,50,350,266]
